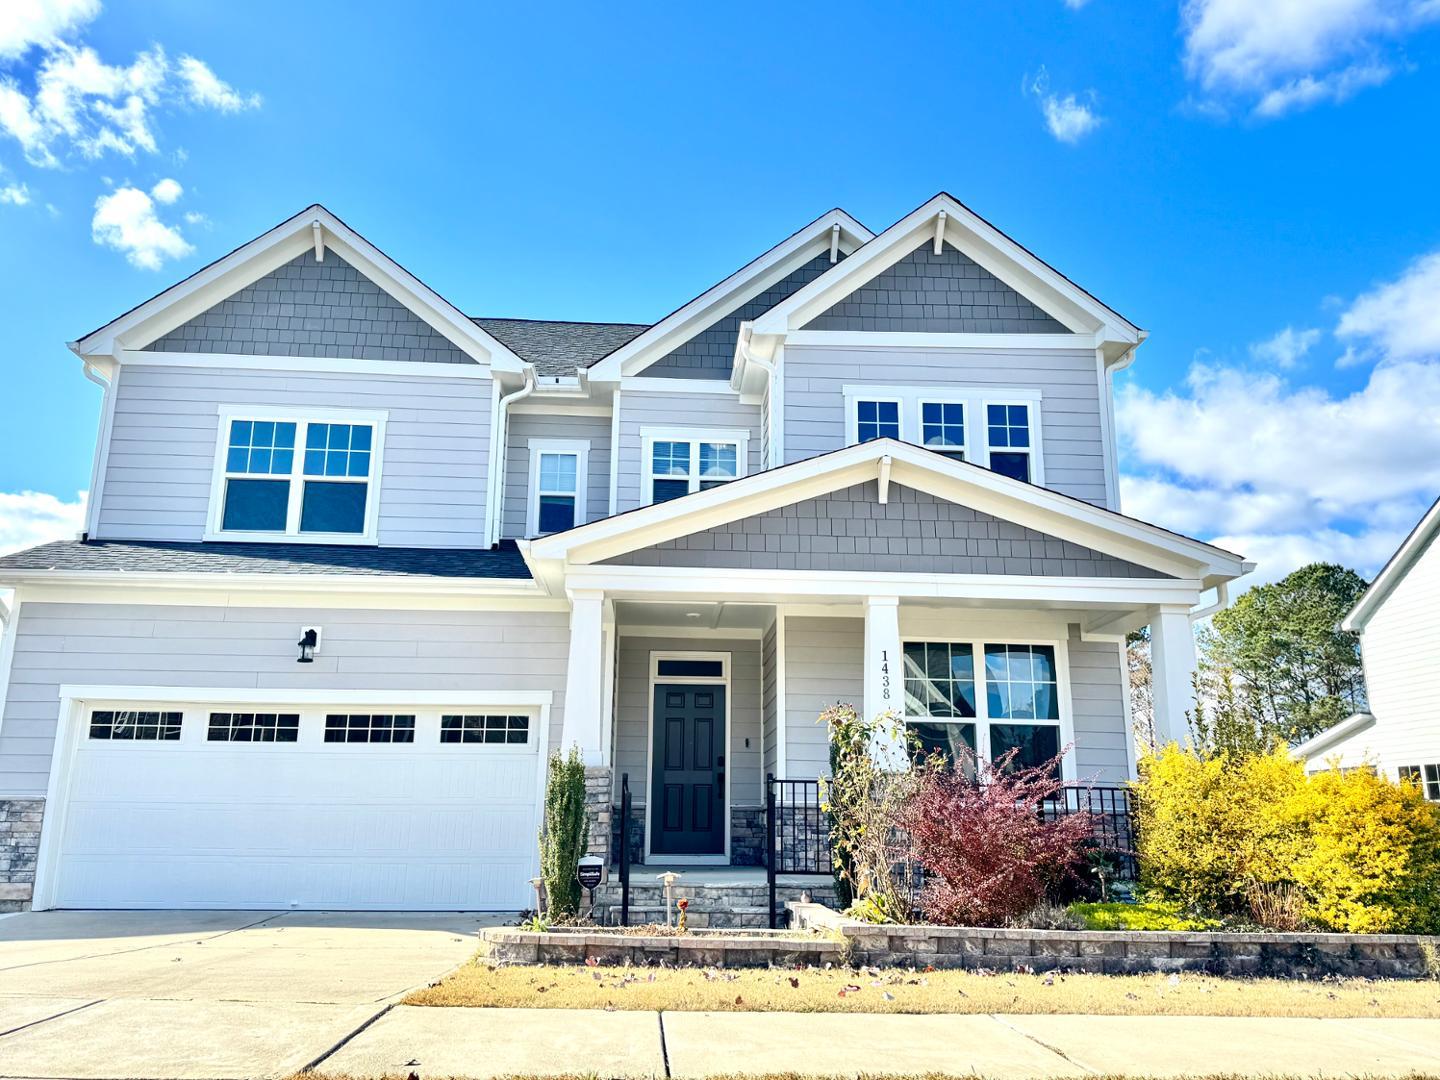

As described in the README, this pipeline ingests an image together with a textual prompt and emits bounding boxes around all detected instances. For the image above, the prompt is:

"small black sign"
[577,858,604,890]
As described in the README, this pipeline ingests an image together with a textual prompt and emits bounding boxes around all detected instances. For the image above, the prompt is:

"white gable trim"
[585,209,873,382]
[72,205,528,374]
[524,438,1249,586]
[1342,497,1440,632]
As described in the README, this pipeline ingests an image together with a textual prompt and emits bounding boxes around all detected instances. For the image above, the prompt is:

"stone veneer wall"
[608,804,766,867]
[0,798,43,911]
[583,767,613,865]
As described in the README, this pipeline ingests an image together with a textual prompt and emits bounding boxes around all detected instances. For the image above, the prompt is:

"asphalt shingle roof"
[472,317,651,376]
[0,539,532,579]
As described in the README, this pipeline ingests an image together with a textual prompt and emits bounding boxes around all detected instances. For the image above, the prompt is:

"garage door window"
[208,712,300,743]
[440,714,529,745]
[324,713,415,744]
[89,710,182,741]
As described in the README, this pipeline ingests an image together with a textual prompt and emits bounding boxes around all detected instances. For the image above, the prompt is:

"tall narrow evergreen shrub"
[539,746,588,917]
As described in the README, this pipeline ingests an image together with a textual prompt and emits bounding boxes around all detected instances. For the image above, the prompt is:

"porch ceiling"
[613,599,774,633]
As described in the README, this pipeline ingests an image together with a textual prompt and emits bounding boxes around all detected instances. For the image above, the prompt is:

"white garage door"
[45,702,544,910]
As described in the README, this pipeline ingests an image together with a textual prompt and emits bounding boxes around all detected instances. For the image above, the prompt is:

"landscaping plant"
[900,747,1095,926]
[538,745,588,918]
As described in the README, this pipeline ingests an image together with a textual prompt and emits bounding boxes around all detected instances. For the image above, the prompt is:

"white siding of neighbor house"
[784,616,864,779]
[500,411,612,538]
[611,636,763,808]
[613,390,763,513]
[781,345,1109,507]
[96,364,492,547]
[0,602,569,797]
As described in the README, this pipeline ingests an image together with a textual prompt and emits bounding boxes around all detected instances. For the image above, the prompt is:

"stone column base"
[583,766,613,865]
[0,798,43,912]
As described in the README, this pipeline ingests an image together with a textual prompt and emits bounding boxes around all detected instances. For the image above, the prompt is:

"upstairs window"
[527,440,588,535]
[855,399,901,442]
[986,403,1032,482]
[209,408,386,543]
[920,401,966,460]
[642,428,748,505]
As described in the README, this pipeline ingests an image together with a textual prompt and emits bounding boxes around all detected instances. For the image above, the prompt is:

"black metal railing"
[619,773,632,926]
[765,775,834,928]
[1043,783,1137,881]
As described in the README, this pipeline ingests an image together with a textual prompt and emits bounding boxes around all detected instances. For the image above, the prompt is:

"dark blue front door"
[650,683,726,856]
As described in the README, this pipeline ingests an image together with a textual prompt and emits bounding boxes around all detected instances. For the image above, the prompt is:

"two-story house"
[0,193,1249,912]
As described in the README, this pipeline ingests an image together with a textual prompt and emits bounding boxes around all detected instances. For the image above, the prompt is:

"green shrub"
[1069,900,1221,932]
[538,746,588,918]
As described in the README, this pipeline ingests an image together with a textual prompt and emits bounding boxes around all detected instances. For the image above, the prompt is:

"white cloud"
[0,490,86,556]
[1181,0,1440,117]
[1336,250,1440,362]
[150,176,181,204]
[0,0,98,61]
[1249,325,1321,368]
[177,55,259,112]
[91,184,193,269]
[1027,67,1102,144]
[0,180,28,204]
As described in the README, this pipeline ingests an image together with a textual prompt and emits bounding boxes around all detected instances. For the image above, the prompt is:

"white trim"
[1291,711,1378,761]
[0,577,546,603]
[0,592,20,744]
[774,608,788,778]
[608,389,623,516]
[1117,637,1139,779]
[526,438,590,537]
[785,331,1095,351]
[1343,497,1440,631]
[618,624,765,640]
[843,391,904,447]
[510,402,613,417]
[82,359,119,538]
[981,395,1045,487]
[115,349,490,380]
[1096,348,1122,511]
[204,405,389,545]
[841,385,1044,479]
[639,426,750,507]
[621,377,741,395]
[644,650,732,865]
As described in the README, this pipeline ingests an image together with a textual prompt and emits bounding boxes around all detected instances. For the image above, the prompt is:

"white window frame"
[842,385,1044,484]
[526,438,589,536]
[640,426,750,507]
[899,635,1074,781]
[205,405,388,544]
[916,396,971,461]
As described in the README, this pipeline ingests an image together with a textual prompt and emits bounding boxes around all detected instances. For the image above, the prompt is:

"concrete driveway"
[0,909,503,1080]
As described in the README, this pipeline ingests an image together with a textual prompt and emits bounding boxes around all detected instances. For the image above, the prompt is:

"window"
[1400,764,1440,801]
[641,428,748,505]
[323,713,415,744]
[656,658,724,678]
[208,712,299,743]
[855,399,901,442]
[903,641,1062,779]
[920,401,966,460]
[209,408,386,542]
[89,709,182,741]
[527,440,588,535]
[986,403,1032,482]
[440,714,530,745]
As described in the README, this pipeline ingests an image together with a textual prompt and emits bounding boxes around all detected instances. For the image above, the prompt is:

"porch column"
[863,596,906,766]
[561,589,606,765]
[1150,606,1197,748]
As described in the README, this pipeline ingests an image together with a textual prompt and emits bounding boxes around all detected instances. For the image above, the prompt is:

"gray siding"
[804,243,1067,333]
[1068,633,1132,783]
[761,621,778,778]
[97,364,491,546]
[784,616,862,779]
[612,637,763,807]
[783,344,1109,506]
[501,411,612,539]
[0,602,569,797]
[144,251,474,365]
[605,482,1166,578]
[647,255,835,380]
[614,391,763,514]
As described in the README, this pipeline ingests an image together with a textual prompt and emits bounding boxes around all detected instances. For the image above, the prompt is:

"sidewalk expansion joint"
[987,1013,1097,1075]
[0,998,103,1040]
[657,1011,672,1078]
[301,1001,395,1074]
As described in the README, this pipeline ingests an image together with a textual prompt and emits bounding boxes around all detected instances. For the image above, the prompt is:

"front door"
[650,683,726,857]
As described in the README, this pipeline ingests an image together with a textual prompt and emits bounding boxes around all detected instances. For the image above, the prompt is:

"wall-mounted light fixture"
[297,627,321,664]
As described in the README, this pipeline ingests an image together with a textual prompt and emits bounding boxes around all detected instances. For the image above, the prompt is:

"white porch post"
[561,589,607,765]
[1149,606,1197,748]
[863,596,905,765]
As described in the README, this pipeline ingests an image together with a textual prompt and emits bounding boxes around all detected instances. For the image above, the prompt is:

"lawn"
[404,961,1440,1018]
[303,1075,1440,1080]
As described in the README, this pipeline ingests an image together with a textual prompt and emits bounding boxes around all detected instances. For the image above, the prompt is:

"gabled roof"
[524,438,1249,588]
[73,204,529,373]
[1342,495,1440,632]
[583,207,874,381]
[749,192,1142,352]
[473,318,650,376]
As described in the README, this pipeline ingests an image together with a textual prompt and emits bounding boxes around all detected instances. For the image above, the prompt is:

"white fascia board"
[117,349,493,381]
[1291,711,1377,760]
[750,193,1140,344]
[72,205,528,374]
[58,685,555,708]
[0,568,542,597]
[1342,497,1440,632]
[527,439,1246,581]
[586,209,873,383]
[783,331,1096,352]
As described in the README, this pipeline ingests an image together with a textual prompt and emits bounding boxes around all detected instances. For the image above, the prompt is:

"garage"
[36,692,549,911]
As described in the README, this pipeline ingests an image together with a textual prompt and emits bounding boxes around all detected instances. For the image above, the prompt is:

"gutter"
[486,368,536,546]
[0,568,545,596]
[75,353,117,540]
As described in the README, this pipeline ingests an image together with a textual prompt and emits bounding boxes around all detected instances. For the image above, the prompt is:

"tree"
[538,746,588,918]
[1187,667,1271,760]
[1203,563,1368,745]
[1126,627,1154,751]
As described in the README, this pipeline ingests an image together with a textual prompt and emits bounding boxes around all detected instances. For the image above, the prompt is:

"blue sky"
[2,0,1439,583]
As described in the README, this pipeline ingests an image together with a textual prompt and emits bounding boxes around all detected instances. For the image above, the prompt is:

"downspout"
[78,356,116,540]
[737,323,777,468]
[1189,581,1230,623]
[487,368,536,546]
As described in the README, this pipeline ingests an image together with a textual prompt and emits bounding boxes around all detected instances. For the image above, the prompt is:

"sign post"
[577,854,605,916]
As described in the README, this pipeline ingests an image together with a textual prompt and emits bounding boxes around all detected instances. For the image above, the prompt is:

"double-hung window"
[843,386,1041,481]
[855,399,901,443]
[642,428,748,505]
[209,407,386,542]
[903,640,1064,780]
[986,403,1033,482]
[527,439,588,535]
[920,401,967,460]
[1400,764,1440,801]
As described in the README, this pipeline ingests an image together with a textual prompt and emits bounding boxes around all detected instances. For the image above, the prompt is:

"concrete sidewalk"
[321,1006,1440,1078]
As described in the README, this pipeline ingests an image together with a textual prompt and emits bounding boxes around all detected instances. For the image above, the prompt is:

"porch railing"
[1044,783,1137,882]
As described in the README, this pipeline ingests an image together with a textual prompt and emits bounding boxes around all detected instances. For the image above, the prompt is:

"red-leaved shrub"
[900,749,1096,926]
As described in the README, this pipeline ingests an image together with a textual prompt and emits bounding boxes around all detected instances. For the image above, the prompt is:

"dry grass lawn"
[404,960,1440,1018]
[303,1074,1440,1080]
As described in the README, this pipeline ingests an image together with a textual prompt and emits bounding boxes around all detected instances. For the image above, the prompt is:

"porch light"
[297,627,319,664]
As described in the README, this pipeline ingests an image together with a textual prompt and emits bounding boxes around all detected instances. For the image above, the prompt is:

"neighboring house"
[0,192,1249,912]
[1293,498,1440,799]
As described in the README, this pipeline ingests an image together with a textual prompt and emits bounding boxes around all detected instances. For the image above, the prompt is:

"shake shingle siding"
[144,252,475,365]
